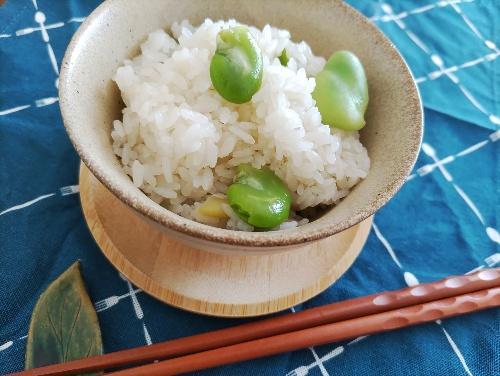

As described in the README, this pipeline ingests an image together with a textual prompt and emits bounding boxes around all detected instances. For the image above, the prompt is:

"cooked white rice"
[111,19,370,231]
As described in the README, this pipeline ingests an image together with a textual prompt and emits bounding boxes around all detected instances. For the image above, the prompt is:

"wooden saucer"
[79,163,372,317]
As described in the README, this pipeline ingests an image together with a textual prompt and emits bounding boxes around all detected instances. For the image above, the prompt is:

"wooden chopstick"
[109,286,500,376]
[13,268,499,376]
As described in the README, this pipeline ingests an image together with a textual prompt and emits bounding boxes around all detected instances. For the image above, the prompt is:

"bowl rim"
[59,0,423,248]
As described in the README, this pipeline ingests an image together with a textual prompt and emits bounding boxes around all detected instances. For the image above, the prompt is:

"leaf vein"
[59,292,67,346]
[85,339,95,358]
[63,298,82,361]
[45,305,64,353]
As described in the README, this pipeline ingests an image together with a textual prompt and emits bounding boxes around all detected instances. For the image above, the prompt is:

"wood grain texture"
[79,163,373,317]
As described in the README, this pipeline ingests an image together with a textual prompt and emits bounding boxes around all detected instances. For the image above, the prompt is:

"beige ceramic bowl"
[60,0,422,253]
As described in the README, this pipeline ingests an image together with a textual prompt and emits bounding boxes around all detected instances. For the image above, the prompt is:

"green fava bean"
[210,26,263,104]
[227,165,292,229]
[312,51,369,131]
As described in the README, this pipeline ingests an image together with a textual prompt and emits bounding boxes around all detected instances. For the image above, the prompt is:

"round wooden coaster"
[79,163,373,317]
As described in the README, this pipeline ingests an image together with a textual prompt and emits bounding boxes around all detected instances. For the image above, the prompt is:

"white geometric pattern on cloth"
[1,129,496,218]
[421,143,499,244]
[284,253,499,376]
[446,0,499,54]
[0,1,85,116]
[5,17,85,39]
[407,130,499,180]
[305,345,329,376]
[0,185,79,217]
[3,251,495,371]
[415,51,500,83]
[30,1,56,89]
[0,96,59,116]
[379,3,500,126]
[439,323,474,376]
[369,0,475,23]
[290,307,331,376]
[0,2,498,375]
[0,104,32,116]
[119,273,153,346]
[94,288,142,312]
[289,0,500,357]
[0,1,498,124]
[15,21,65,37]
[371,224,485,376]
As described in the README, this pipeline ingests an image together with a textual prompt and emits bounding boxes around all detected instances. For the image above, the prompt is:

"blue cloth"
[0,0,498,375]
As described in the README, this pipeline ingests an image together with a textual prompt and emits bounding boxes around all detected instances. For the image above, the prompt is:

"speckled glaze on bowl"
[59,0,422,253]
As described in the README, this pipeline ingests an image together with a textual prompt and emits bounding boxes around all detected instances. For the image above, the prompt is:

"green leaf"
[25,261,102,374]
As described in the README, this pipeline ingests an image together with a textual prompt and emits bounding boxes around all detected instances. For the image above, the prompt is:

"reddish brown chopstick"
[109,286,500,376]
[12,268,499,376]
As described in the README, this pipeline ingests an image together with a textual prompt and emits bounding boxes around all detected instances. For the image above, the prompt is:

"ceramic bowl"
[59,0,422,253]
